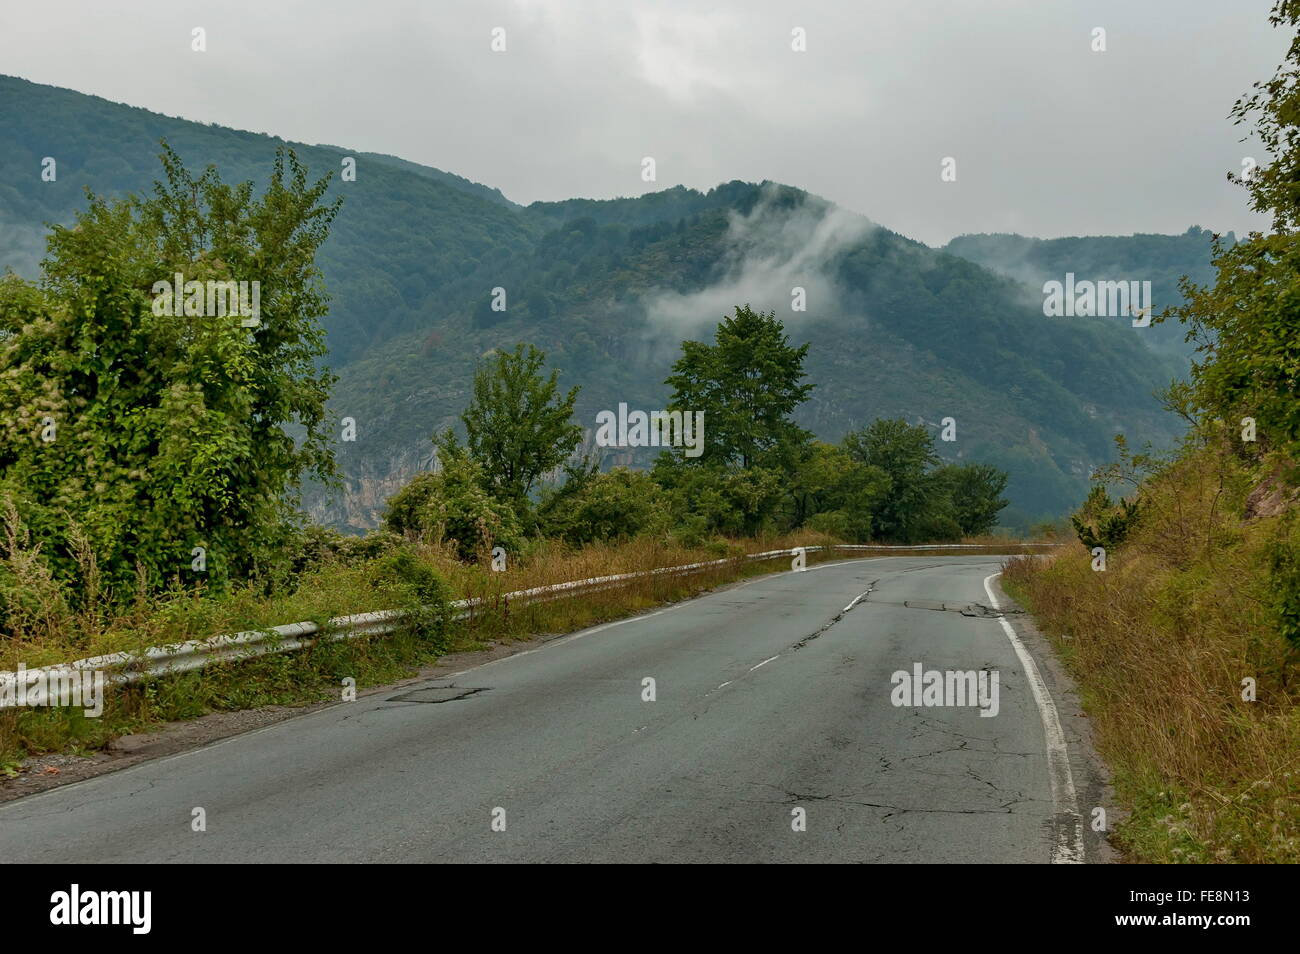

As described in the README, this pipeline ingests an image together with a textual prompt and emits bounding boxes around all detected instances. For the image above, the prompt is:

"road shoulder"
[990,574,1120,864]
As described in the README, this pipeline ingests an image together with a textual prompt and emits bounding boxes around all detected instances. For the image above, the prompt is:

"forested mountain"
[0,74,537,365]
[943,228,1223,358]
[0,74,1190,530]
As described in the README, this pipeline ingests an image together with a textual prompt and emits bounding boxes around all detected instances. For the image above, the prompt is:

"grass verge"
[1001,446,1300,863]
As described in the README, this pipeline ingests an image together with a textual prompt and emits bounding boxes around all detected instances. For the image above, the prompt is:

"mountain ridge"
[0,73,1202,530]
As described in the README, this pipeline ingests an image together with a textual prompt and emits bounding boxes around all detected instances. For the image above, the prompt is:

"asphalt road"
[0,556,1093,863]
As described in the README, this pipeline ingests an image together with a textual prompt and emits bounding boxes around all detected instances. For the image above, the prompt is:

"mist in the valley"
[637,185,878,360]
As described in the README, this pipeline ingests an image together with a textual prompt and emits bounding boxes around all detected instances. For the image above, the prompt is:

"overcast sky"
[0,0,1287,245]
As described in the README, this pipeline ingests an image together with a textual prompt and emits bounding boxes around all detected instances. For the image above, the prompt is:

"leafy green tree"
[843,419,941,542]
[937,463,1010,536]
[1168,0,1300,467]
[1154,2,1300,643]
[659,305,812,533]
[664,305,813,471]
[0,143,338,596]
[788,442,889,540]
[443,343,581,519]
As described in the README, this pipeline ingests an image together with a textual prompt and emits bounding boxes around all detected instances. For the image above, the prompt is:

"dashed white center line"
[749,655,779,672]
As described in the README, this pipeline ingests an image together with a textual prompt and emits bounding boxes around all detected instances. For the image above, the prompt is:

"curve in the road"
[0,556,1090,864]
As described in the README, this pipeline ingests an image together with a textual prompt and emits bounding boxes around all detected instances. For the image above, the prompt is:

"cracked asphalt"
[0,556,1102,863]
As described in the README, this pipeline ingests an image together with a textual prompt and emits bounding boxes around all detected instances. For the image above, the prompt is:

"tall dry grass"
[1003,445,1300,863]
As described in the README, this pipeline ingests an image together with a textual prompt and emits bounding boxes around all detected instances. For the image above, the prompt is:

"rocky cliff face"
[306,444,430,533]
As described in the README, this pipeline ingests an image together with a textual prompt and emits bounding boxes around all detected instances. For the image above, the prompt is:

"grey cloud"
[0,0,1285,245]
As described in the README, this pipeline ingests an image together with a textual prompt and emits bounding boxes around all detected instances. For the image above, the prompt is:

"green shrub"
[290,524,404,573]
[807,510,852,539]
[654,461,784,537]
[1071,484,1141,551]
[369,548,453,648]
[384,448,522,562]
[1268,513,1300,647]
[539,468,671,545]
[372,549,449,606]
[0,147,339,599]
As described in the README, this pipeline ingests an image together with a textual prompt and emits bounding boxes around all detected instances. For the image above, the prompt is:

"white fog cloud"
[639,185,875,354]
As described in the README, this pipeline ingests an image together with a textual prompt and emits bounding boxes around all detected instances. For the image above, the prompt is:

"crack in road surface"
[859,597,1025,618]
[388,685,488,704]
[788,581,878,652]
[761,785,1042,816]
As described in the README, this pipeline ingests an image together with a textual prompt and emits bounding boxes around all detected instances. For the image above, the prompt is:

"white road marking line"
[983,572,1085,864]
[749,655,779,672]
[449,556,882,679]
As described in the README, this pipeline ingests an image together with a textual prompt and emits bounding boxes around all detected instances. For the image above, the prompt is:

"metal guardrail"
[0,543,1060,706]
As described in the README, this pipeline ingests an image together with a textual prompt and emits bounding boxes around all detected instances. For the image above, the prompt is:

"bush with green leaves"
[1268,512,1300,647]
[652,458,786,538]
[289,524,404,575]
[383,442,521,562]
[368,547,453,649]
[0,143,339,599]
[538,467,672,545]
[1070,485,1141,552]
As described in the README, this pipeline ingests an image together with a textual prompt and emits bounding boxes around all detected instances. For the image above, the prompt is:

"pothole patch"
[388,686,488,704]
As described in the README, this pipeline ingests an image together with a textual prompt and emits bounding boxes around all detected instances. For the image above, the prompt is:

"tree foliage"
[664,305,813,472]
[843,419,940,543]
[447,343,582,516]
[384,439,522,561]
[1169,0,1300,469]
[0,143,338,596]
[938,463,1011,537]
[787,442,890,541]
[538,467,671,546]
[1070,485,1140,552]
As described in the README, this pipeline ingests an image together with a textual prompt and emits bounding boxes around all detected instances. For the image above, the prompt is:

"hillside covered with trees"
[0,74,1196,529]
[943,227,1223,358]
